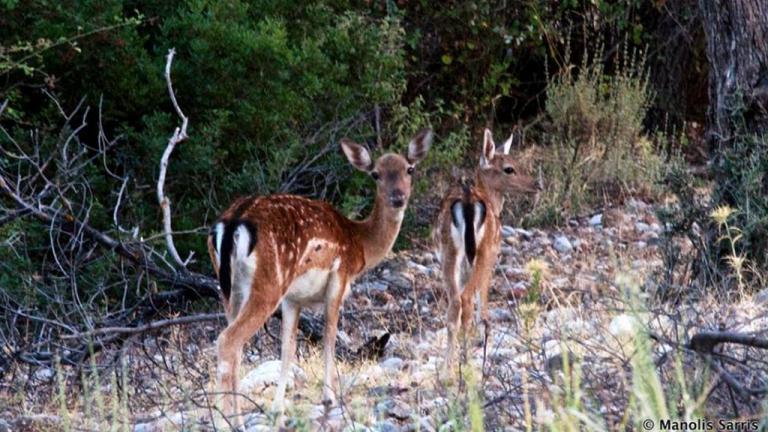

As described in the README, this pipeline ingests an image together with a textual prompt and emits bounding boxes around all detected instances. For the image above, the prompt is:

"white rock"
[33,368,54,382]
[240,360,303,392]
[490,308,514,322]
[407,260,430,274]
[589,213,603,227]
[542,339,562,359]
[635,222,651,233]
[379,357,405,373]
[553,235,573,254]
[501,225,516,237]
[359,280,388,293]
[608,314,641,340]
[133,423,159,432]
[755,289,768,305]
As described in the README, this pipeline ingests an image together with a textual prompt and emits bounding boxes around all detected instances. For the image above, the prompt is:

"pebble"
[490,308,514,322]
[379,357,405,373]
[373,420,399,432]
[589,213,603,227]
[33,368,54,382]
[553,235,573,254]
[755,289,768,305]
[240,360,302,392]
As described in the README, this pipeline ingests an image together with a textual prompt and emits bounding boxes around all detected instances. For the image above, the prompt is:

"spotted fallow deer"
[434,128,539,369]
[207,129,432,417]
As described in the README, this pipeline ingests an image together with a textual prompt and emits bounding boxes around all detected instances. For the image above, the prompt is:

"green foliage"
[530,44,662,224]
[714,133,768,273]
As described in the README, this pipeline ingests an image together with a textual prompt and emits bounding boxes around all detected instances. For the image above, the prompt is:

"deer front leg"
[272,300,300,413]
[322,269,347,406]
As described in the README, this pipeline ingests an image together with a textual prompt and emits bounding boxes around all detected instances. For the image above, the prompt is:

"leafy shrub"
[530,45,662,224]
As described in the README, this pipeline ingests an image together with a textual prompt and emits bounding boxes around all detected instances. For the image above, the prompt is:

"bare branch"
[688,331,768,353]
[61,313,224,340]
[157,48,191,268]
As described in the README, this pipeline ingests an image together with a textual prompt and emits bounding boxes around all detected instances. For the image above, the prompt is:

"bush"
[530,45,663,224]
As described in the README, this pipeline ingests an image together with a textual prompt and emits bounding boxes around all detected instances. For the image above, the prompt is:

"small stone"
[359,280,388,293]
[373,421,399,432]
[417,417,437,432]
[382,273,413,290]
[553,235,573,254]
[489,308,514,322]
[501,225,515,237]
[407,260,430,274]
[387,399,412,420]
[379,357,405,373]
[755,289,768,305]
[133,423,158,432]
[240,360,302,392]
[515,228,534,240]
[635,222,651,233]
[589,213,603,227]
[609,314,641,340]
[501,245,514,255]
[33,368,54,382]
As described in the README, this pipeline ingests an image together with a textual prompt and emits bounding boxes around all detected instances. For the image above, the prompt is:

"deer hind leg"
[216,268,281,422]
[272,300,300,413]
[322,261,347,406]
[442,250,463,372]
[460,250,495,355]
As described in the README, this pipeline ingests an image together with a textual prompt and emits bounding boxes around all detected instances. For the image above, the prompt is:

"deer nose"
[390,190,406,208]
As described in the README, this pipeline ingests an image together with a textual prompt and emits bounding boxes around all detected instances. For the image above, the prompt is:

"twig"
[157,48,191,268]
[61,313,224,340]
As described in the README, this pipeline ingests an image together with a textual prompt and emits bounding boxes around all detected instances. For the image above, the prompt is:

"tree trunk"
[699,0,768,278]
[700,0,768,151]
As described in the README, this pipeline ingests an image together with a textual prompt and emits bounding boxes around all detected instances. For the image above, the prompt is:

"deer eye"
[407,166,415,175]
[371,171,380,180]
[503,166,515,174]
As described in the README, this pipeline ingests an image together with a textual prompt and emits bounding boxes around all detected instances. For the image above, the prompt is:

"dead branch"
[157,48,191,268]
[688,331,768,353]
[61,313,224,340]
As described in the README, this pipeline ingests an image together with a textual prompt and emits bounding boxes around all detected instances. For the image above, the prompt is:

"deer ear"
[481,128,495,167]
[407,128,432,164]
[499,134,514,155]
[340,139,373,172]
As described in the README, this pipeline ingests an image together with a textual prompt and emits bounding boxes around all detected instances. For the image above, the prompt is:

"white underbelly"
[284,268,331,305]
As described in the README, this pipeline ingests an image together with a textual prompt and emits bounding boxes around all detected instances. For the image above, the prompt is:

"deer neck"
[352,193,405,270]
[476,172,505,217]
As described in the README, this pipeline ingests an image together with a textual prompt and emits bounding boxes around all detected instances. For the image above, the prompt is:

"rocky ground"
[2,198,767,431]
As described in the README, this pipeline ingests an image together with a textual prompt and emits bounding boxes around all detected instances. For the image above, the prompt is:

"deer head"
[340,128,433,209]
[478,128,539,194]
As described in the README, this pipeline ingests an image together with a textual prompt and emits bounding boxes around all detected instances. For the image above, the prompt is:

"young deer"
[434,128,538,369]
[208,130,432,417]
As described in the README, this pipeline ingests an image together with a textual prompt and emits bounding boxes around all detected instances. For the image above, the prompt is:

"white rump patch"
[213,222,225,264]
[450,205,465,253]
[234,224,253,260]
[473,202,486,244]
